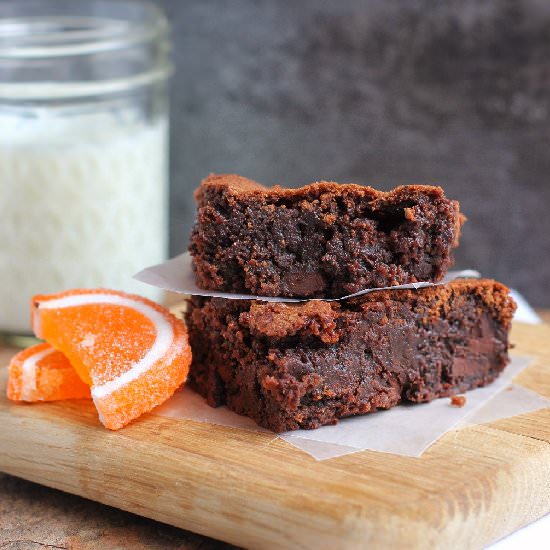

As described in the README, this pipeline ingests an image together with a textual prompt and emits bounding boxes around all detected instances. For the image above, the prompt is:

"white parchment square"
[154,355,549,460]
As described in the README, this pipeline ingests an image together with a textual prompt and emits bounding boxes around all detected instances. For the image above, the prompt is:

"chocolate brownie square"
[185,280,515,432]
[189,174,464,298]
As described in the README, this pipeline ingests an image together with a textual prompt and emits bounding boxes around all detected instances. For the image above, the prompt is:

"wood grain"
[0,322,549,550]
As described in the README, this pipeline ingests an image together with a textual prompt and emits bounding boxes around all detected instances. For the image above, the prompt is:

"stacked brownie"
[186,174,516,432]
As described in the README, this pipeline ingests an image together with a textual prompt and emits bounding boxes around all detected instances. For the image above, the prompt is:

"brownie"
[185,280,515,432]
[189,174,464,298]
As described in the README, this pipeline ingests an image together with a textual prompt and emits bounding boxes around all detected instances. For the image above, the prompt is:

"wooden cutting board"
[0,321,549,550]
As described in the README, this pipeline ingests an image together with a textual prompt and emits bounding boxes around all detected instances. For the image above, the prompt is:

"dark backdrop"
[155,0,550,306]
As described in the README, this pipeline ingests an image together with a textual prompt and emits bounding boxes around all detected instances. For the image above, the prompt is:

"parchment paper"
[154,355,550,460]
[140,254,547,459]
[134,252,481,302]
[135,253,540,323]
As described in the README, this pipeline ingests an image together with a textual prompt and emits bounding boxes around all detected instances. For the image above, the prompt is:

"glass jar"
[0,0,172,336]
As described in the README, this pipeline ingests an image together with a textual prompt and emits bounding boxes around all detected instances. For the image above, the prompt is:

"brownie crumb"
[450,395,467,407]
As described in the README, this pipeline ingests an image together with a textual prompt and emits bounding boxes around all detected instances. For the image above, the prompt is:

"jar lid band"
[0,65,173,100]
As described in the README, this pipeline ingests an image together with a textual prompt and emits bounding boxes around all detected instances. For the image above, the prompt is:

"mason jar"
[0,0,172,337]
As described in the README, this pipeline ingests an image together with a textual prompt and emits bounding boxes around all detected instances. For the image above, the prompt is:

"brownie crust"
[189,174,464,298]
[185,280,515,432]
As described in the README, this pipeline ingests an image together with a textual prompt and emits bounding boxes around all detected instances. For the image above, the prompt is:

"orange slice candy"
[7,343,91,402]
[32,289,192,430]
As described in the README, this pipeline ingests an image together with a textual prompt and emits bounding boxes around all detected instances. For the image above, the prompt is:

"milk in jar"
[0,0,172,334]
[0,109,168,333]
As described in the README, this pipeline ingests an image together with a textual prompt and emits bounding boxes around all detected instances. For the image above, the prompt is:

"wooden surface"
[0,321,550,550]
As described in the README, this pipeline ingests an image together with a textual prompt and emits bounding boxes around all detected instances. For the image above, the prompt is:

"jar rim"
[0,1,168,59]
[0,0,172,100]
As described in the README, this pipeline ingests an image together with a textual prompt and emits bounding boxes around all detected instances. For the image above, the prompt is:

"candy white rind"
[20,347,54,401]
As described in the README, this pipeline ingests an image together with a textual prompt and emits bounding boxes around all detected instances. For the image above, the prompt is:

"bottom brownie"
[185,280,516,432]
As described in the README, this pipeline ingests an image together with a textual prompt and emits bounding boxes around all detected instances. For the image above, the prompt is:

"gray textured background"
[156,0,549,306]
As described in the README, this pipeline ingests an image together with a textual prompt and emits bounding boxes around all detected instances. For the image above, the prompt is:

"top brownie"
[189,174,463,298]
